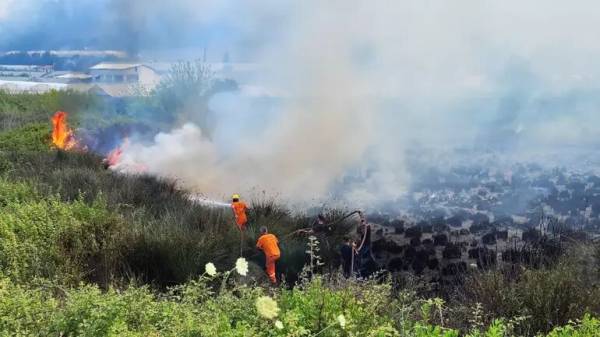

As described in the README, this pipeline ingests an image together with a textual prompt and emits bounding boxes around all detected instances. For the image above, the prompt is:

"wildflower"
[256,296,280,319]
[205,262,217,276]
[337,314,346,329]
[236,257,249,276]
[275,320,284,330]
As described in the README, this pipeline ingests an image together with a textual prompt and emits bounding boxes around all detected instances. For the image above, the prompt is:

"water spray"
[188,194,232,208]
[188,194,246,255]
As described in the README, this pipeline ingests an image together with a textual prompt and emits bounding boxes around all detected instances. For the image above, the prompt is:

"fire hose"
[280,210,371,278]
[244,210,366,258]
[191,197,371,278]
[283,210,363,239]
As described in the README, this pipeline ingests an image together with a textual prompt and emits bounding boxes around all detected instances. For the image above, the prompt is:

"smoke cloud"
[0,0,270,56]
[5,1,600,206]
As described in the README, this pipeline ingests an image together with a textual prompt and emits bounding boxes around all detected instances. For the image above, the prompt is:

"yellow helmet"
[232,194,240,200]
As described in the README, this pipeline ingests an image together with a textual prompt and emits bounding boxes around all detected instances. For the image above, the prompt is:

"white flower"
[255,296,280,319]
[236,257,249,276]
[337,314,346,329]
[274,320,284,330]
[205,262,217,276]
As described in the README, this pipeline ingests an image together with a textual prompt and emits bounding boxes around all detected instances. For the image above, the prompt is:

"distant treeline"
[0,51,124,71]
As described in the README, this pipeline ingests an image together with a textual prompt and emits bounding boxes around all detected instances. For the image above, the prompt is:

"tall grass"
[452,243,600,334]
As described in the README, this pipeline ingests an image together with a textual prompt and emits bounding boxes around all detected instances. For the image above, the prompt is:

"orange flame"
[104,138,147,173]
[51,111,77,150]
[105,144,124,167]
[104,138,149,173]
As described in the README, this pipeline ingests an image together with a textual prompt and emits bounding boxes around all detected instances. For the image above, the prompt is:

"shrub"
[456,244,600,335]
[0,180,125,285]
[0,278,58,337]
[2,272,596,337]
[546,315,600,337]
[0,147,317,285]
[0,90,100,132]
[0,123,50,153]
[0,273,405,337]
[0,178,39,205]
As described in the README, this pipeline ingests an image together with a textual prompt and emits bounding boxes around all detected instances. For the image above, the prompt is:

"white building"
[0,60,285,99]
[0,62,161,96]
[0,79,67,94]
[89,63,161,87]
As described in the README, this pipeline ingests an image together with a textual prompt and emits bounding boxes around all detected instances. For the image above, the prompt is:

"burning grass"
[0,139,336,286]
[0,111,344,285]
[51,111,77,150]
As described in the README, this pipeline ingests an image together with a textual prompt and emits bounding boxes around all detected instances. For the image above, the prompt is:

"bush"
[0,123,50,153]
[0,90,100,132]
[0,278,58,336]
[456,244,600,334]
[546,315,600,337]
[0,273,406,336]
[2,148,338,285]
[0,179,125,285]
[0,273,597,337]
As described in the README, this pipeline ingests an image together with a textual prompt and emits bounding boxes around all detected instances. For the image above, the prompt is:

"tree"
[152,60,238,138]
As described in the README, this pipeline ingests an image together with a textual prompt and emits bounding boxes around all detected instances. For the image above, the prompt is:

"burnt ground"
[356,162,600,288]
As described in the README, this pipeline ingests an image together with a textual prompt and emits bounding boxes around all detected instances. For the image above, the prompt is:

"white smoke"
[0,0,15,21]
[113,0,600,206]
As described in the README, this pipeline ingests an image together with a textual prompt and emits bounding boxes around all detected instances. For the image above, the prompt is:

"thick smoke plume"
[121,1,600,206]
[5,1,600,206]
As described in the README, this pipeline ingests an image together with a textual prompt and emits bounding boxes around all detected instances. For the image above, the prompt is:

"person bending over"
[256,226,281,284]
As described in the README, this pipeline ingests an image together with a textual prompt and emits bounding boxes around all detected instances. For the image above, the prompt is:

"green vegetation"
[0,123,50,152]
[0,89,598,336]
[1,267,599,337]
[0,90,101,131]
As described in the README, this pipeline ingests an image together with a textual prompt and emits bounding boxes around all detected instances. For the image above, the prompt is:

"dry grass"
[452,243,600,335]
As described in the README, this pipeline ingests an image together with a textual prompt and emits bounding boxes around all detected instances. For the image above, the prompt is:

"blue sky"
[0,0,250,55]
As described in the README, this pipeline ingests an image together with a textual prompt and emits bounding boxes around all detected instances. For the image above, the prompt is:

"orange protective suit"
[256,233,281,283]
[231,201,248,230]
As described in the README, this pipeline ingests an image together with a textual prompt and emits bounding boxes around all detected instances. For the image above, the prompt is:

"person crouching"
[256,226,281,284]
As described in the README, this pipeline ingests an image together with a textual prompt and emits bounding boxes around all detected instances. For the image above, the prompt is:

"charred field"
[366,163,600,291]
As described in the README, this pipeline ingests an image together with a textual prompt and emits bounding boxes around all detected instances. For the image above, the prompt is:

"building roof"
[0,64,50,71]
[90,62,144,71]
[0,79,68,93]
[55,72,94,80]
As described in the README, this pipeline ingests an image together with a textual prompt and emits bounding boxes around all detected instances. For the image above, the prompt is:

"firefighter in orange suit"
[231,194,248,230]
[256,226,281,284]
